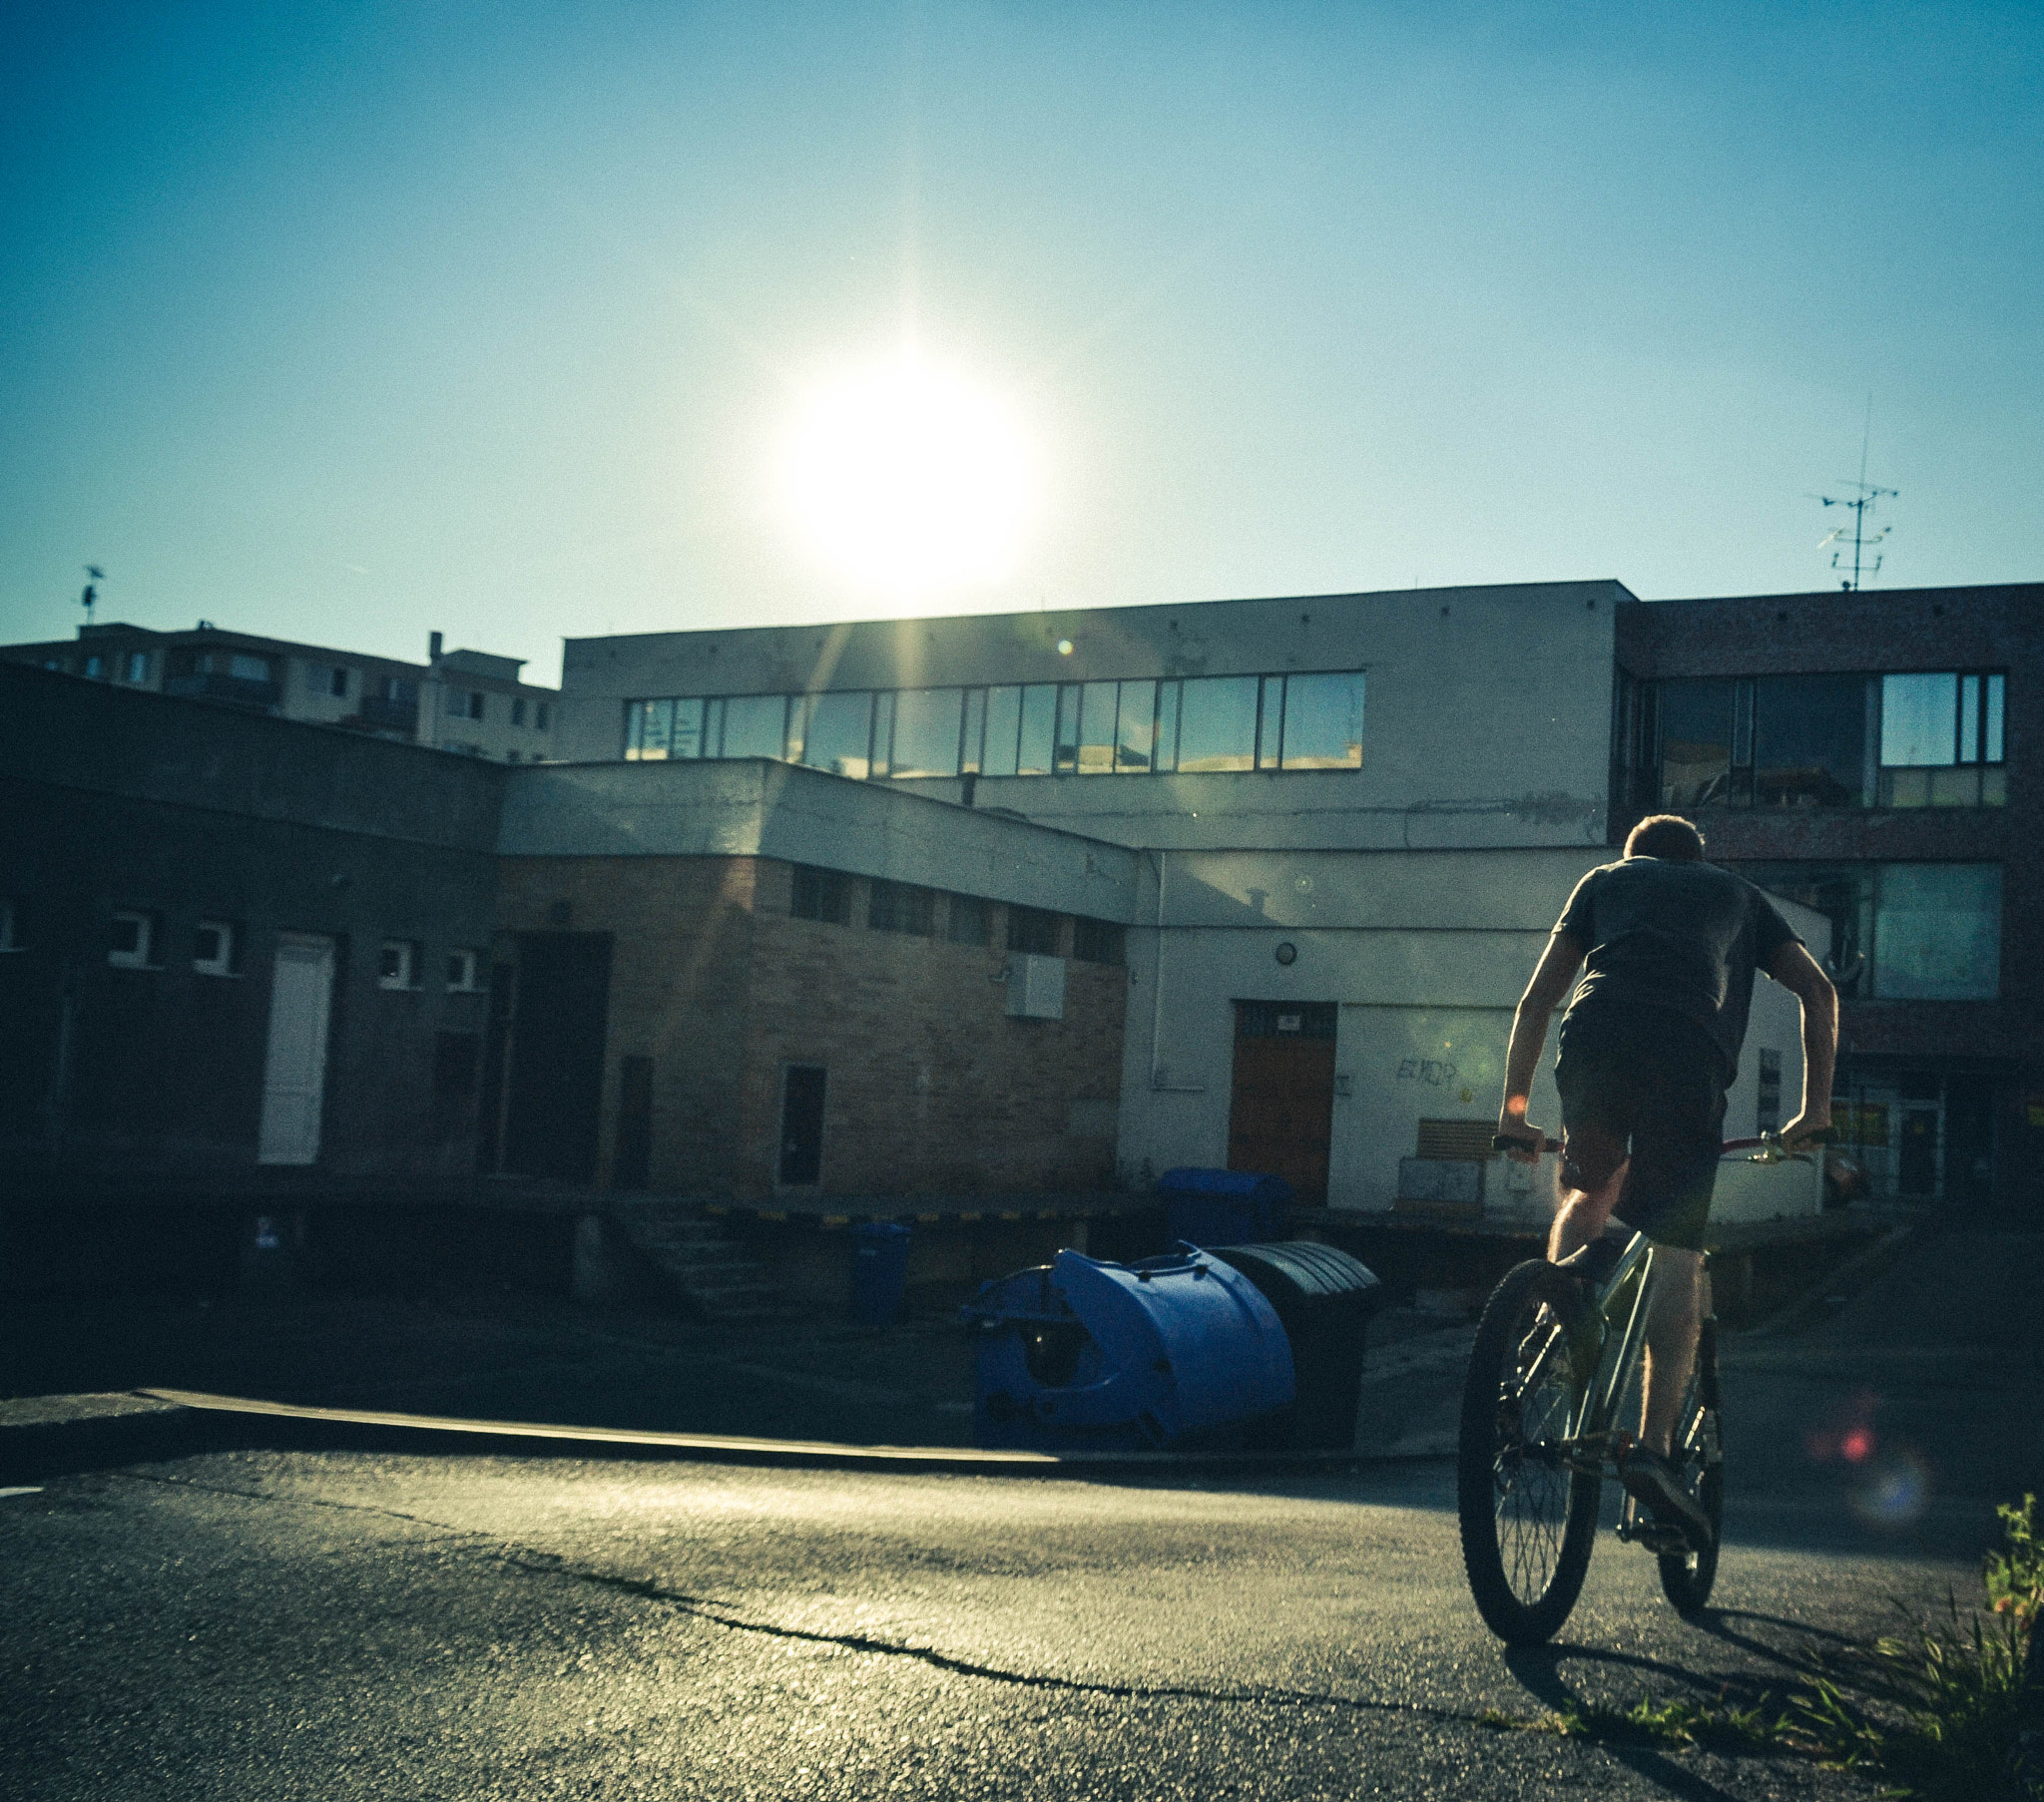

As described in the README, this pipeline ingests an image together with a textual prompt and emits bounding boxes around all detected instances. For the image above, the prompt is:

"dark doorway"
[1898,1108,1939,1198]
[778,1065,826,1186]
[477,962,516,1172]
[502,933,613,1182]
[1228,1001,1337,1204]
[1942,1082,1997,1212]
[614,1055,653,1190]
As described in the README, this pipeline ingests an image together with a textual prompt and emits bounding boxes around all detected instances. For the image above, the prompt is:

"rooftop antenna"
[80,565,105,628]
[1809,395,1895,591]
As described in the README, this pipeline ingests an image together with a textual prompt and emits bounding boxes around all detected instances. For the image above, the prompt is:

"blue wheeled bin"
[849,1221,911,1326]
[960,1246,1294,1452]
[1157,1167,1292,1249]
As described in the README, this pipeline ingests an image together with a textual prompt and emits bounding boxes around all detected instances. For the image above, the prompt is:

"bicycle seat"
[1551,1234,1628,1289]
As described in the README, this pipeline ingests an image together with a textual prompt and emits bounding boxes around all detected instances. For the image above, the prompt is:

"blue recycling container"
[1157,1167,1292,1249]
[849,1221,912,1326]
[961,1246,1295,1452]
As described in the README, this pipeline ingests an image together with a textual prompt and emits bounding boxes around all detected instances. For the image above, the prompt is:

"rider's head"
[1624,814,1706,861]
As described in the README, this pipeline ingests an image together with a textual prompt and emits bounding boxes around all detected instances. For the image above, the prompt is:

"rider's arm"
[1767,940,1837,1150]
[1496,930,1585,1153]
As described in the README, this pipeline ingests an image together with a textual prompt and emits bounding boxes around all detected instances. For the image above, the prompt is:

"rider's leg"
[1547,1159,1627,1263]
[1639,1247,1704,1455]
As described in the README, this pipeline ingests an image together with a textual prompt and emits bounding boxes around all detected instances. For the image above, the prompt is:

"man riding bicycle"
[1494,813,1837,1543]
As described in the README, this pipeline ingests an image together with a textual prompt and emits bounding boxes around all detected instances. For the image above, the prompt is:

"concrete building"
[552,579,1832,1214]
[2,621,560,763]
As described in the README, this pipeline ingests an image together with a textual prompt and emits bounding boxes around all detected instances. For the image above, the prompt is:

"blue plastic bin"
[960,1246,1295,1452]
[849,1221,911,1326]
[1157,1167,1292,1249]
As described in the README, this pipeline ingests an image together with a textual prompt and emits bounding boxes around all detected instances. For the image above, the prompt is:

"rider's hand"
[1779,1109,1831,1153]
[1495,1104,1545,1165]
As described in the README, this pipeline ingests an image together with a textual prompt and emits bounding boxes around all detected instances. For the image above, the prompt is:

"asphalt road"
[0,1443,2004,1802]
[5,1229,2035,1800]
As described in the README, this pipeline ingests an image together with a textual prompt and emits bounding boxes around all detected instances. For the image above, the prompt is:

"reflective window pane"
[868,691,893,777]
[1754,674,1868,806]
[1959,675,1981,765]
[1176,676,1259,772]
[1054,684,1081,773]
[1881,673,1958,766]
[703,696,725,755]
[672,697,705,759]
[633,698,674,760]
[961,688,986,775]
[1116,679,1157,771]
[1077,680,1118,773]
[1017,684,1057,775]
[891,687,963,778]
[722,693,787,761]
[1657,678,1736,807]
[802,691,873,778]
[1873,864,2001,1000]
[1985,675,2006,763]
[1279,673,1363,769]
[983,685,1022,776]
[1155,680,1180,773]
[1258,676,1284,769]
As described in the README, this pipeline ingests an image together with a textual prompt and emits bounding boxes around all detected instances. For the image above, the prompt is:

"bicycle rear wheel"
[1457,1259,1604,1644]
[1658,1315,1725,1613]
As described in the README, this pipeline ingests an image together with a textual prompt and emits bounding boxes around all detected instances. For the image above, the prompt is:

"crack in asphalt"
[110,1465,1490,1728]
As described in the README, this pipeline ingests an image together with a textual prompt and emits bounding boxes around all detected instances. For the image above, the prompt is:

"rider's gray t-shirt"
[1553,857,1799,1084]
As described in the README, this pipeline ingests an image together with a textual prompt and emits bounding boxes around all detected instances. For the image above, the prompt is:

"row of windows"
[34,649,552,730]
[788,865,1125,963]
[1739,861,2003,1000]
[53,908,486,991]
[1616,669,2009,813]
[623,671,1365,780]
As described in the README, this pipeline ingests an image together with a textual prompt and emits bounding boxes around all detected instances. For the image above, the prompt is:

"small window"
[789,864,852,925]
[945,893,991,946]
[83,654,106,678]
[229,654,270,682]
[329,666,348,698]
[868,878,935,936]
[0,898,22,951]
[536,701,550,730]
[1072,917,1125,966]
[446,948,481,992]
[511,696,527,725]
[465,690,486,721]
[378,939,419,990]
[194,920,238,977]
[124,652,149,682]
[41,658,67,673]
[109,909,156,969]
[1007,905,1063,956]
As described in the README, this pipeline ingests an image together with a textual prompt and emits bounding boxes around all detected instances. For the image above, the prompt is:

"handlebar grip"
[1492,1132,1563,1154]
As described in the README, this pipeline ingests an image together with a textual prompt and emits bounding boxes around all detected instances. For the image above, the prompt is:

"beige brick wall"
[494,855,1126,1200]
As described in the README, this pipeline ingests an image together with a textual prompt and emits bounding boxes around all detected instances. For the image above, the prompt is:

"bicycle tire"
[1658,1315,1725,1613]
[1458,1259,1604,1644]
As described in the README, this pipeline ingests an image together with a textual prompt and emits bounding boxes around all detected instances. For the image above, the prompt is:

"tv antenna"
[1809,397,1895,591]
[81,564,105,627]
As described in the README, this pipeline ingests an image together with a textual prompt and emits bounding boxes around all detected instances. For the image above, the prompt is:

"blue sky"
[3,2,2039,682]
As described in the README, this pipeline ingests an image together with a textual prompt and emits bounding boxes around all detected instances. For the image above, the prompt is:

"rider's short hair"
[1624,814,1706,861]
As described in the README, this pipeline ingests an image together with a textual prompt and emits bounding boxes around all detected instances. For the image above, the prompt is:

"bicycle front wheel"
[1658,1315,1725,1614]
[1457,1259,1604,1644]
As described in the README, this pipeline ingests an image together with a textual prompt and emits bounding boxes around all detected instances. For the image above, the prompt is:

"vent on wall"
[1416,1120,1498,1161]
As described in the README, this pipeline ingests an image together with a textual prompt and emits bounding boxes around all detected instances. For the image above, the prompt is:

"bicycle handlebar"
[1490,1130,1800,1158]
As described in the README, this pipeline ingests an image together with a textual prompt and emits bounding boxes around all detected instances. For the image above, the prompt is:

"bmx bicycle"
[1455,1132,1799,1644]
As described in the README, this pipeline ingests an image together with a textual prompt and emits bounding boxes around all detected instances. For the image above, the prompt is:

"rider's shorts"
[1553,1003,1728,1253]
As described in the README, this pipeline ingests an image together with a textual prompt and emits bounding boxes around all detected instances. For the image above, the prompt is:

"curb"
[1,1388,1459,1481]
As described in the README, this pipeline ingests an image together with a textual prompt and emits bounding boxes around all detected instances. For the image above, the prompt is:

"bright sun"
[782,354,1034,595]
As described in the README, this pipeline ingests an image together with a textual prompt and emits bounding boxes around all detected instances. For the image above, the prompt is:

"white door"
[256,932,335,1165]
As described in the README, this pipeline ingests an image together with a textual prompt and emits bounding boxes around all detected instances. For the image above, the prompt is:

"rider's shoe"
[1619,1446,1711,1547]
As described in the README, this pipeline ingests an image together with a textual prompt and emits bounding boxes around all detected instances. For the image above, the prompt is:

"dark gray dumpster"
[1206,1241,1382,1450]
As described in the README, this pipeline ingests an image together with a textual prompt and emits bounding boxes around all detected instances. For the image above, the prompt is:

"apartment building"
[2,622,559,762]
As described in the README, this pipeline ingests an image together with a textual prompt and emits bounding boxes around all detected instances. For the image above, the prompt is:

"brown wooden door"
[1227,1002,1337,1204]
